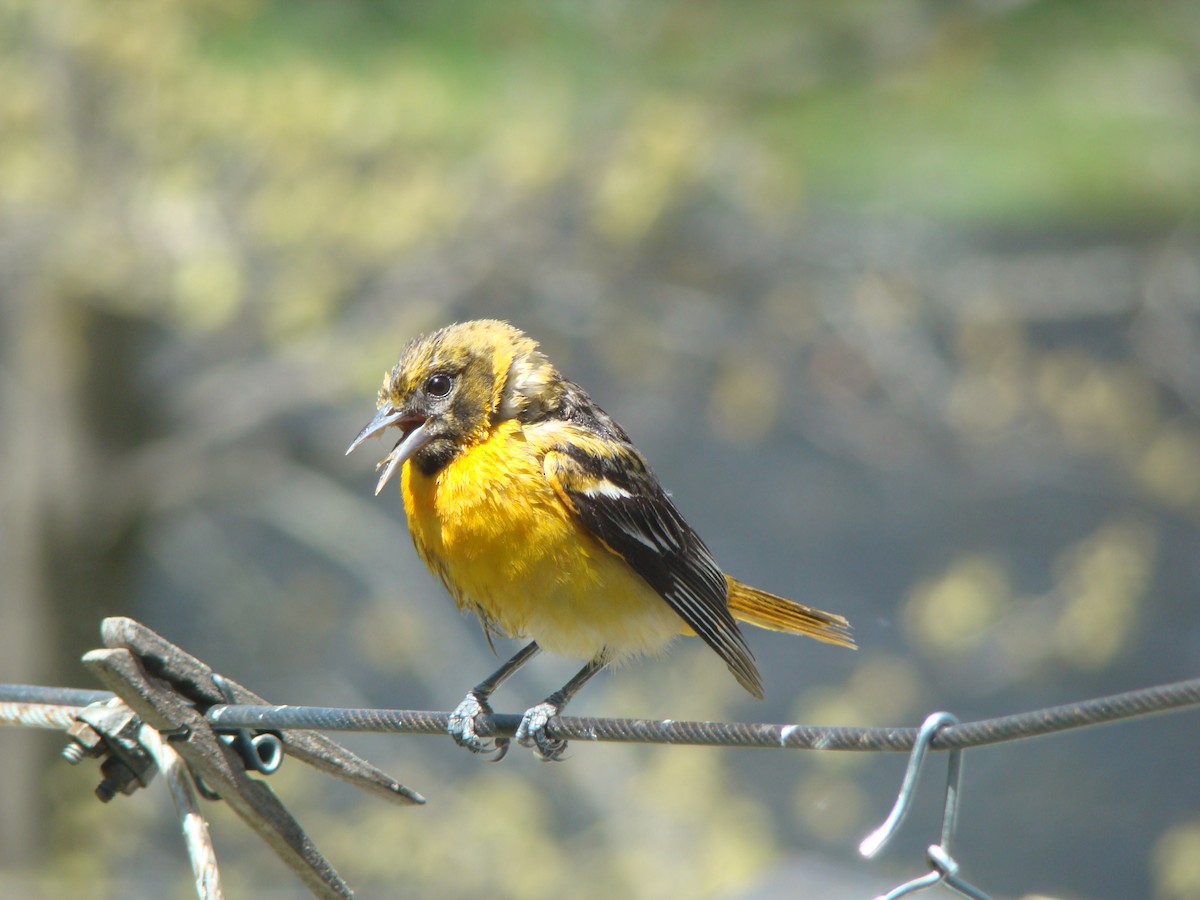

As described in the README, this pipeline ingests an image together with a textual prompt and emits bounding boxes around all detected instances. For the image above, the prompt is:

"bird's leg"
[448,641,541,758]
[516,654,608,761]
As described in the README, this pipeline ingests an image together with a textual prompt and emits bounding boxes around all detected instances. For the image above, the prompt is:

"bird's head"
[347,319,558,492]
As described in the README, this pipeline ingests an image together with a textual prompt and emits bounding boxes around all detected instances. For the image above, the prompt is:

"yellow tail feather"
[726,578,856,649]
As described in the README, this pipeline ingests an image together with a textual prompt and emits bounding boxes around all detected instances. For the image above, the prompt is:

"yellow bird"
[348,320,854,759]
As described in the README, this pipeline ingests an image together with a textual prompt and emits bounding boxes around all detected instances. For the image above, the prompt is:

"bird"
[347,319,855,760]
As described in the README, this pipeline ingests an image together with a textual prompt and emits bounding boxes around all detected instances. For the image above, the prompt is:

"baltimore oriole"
[348,319,854,759]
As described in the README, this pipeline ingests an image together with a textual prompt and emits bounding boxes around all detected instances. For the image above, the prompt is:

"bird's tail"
[726,578,856,649]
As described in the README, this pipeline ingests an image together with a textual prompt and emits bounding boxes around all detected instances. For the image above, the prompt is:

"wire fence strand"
[6,675,1200,753]
[201,674,1200,751]
[1,685,113,707]
[4,674,1200,900]
[0,702,86,731]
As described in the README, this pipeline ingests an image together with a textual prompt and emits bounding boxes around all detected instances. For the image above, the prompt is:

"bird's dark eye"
[425,373,454,398]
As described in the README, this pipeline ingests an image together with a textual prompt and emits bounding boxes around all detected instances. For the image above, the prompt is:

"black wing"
[545,436,763,698]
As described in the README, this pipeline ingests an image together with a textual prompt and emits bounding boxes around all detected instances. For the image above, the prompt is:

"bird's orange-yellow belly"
[400,423,684,661]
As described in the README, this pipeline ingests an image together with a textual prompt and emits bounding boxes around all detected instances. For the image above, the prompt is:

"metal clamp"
[62,698,158,801]
[67,616,425,899]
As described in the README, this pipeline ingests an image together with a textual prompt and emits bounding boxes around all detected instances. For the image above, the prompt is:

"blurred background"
[2,1,1199,897]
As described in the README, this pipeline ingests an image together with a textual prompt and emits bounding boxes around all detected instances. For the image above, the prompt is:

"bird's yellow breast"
[400,419,684,661]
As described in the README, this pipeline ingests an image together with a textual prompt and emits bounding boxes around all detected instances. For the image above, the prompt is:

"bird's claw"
[448,691,509,758]
[516,701,568,761]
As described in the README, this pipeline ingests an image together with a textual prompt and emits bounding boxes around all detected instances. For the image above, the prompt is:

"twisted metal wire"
[138,725,222,900]
[0,702,83,731]
[9,676,1195,900]
[204,675,1200,751]
[6,676,1200,752]
[0,685,112,707]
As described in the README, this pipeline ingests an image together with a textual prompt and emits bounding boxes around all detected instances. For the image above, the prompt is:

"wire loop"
[860,712,989,899]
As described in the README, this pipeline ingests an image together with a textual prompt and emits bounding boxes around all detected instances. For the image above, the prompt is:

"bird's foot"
[448,691,509,760]
[515,700,567,761]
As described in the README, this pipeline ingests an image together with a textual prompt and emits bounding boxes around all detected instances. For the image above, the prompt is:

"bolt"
[62,720,105,764]
[95,779,118,803]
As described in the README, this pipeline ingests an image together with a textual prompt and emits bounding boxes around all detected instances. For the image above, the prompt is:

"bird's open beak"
[346,406,433,495]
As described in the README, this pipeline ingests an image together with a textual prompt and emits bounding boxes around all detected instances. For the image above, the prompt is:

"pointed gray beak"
[347,406,434,495]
